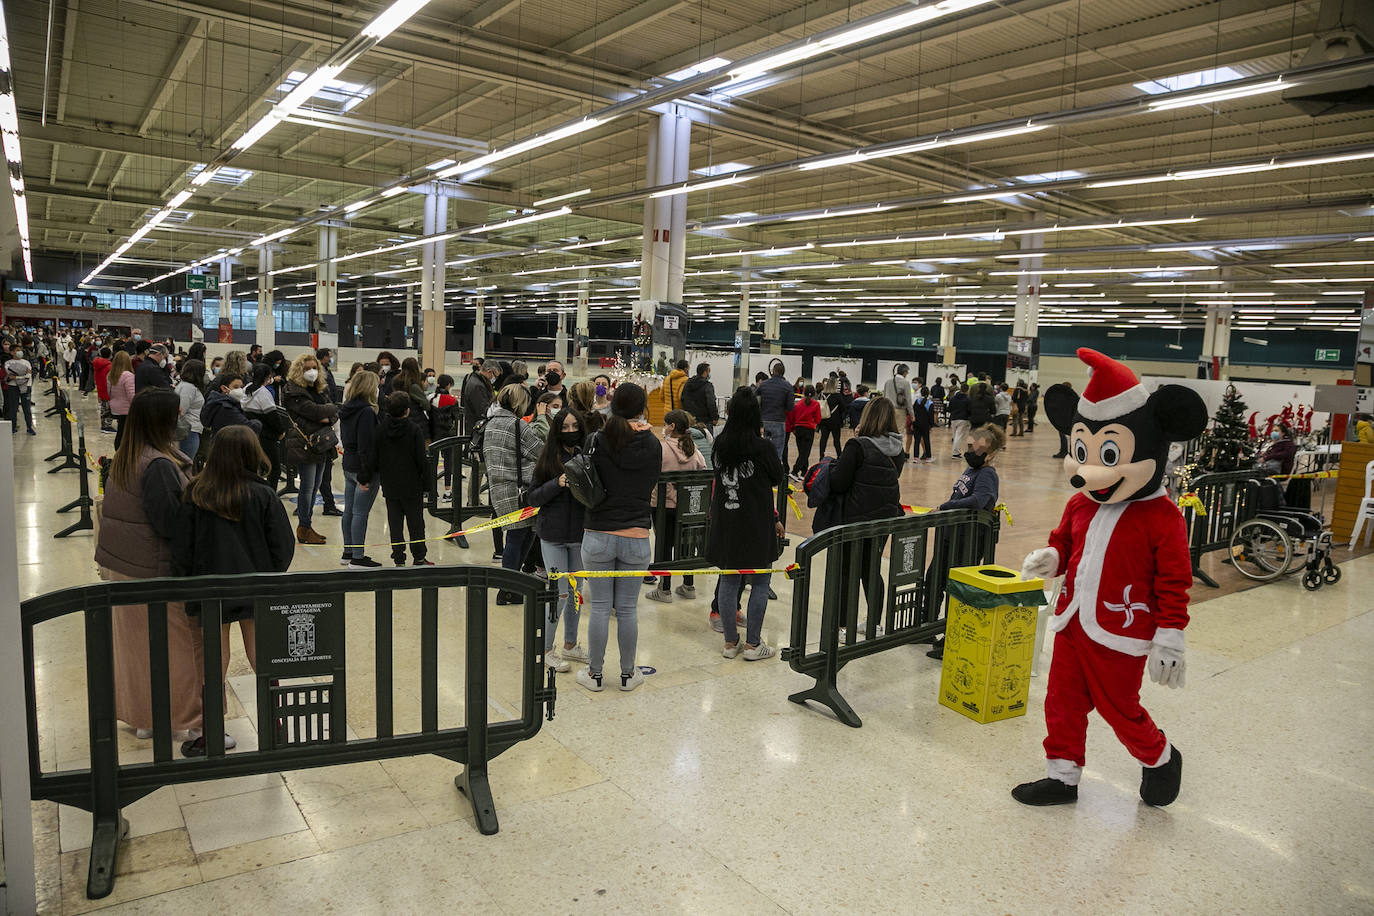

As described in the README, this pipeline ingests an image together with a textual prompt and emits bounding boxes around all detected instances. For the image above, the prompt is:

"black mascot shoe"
[1140,746,1182,807]
[1011,778,1078,806]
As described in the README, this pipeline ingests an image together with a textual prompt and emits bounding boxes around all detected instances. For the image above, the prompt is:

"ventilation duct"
[1283,0,1374,115]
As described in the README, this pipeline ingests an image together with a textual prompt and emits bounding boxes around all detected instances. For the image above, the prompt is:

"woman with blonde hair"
[220,349,250,381]
[108,349,136,448]
[95,388,205,744]
[339,370,382,568]
[282,352,339,544]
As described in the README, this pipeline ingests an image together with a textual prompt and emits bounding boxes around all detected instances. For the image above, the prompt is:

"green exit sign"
[186,274,219,291]
[1314,348,1340,362]
[910,336,925,346]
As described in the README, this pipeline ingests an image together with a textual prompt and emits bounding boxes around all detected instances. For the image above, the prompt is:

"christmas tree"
[1197,383,1258,472]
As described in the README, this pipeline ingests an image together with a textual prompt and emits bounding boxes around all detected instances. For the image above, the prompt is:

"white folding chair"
[1349,460,1374,550]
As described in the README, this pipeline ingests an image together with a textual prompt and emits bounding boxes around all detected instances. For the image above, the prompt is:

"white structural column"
[315,225,339,349]
[420,190,448,371]
[734,255,751,388]
[256,245,275,350]
[638,106,691,318]
[473,295,486,361]
[1012,231,1043,336]
[354,287,363,347]
[940,298,956,365]
[405,286,415,349]
[217,257,232,342]
[574,268,590,375]
[764,287,781,355]
[1201,303,1233,379]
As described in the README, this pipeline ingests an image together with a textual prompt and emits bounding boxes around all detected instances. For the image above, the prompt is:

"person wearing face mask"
[3,345,36,435]
[282,354,339,544]
[1258,423,1297,476]
[528,407,590,672]
[134,344,173,391]
[644,409,707,603]
[200,373,263,437]
[926,424,1007,660]
[462,361,498,434]
[592,374,613,416]
[375,350,400,395]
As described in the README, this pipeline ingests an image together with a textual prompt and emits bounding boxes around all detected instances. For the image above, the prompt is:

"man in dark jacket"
[756,363,795,459]
[968,381,996,428]
[377,392,431,566]
[134,345,173,391]
[200,374,263,436]
[680,363,719,426]
[462,362,497,433]
[946,384,971,458]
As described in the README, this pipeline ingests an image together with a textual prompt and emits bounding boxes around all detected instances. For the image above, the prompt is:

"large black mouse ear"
[1043,384,1079,434]
[1149,384,1209,441]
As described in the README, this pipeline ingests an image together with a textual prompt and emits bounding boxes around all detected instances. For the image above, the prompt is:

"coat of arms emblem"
[287,613,316,658]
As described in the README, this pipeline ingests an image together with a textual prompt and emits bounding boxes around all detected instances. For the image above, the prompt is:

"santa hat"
[1076,348,1149,421]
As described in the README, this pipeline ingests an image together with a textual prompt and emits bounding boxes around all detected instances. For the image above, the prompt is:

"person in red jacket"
[1015,349,1207,809]
[93,346,115,432]
[787,384,822,481]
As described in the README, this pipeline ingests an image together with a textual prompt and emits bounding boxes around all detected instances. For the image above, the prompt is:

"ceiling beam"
[554,0,691,56]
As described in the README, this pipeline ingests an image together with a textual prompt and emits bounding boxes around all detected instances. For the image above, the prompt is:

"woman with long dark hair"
[375,350,400,395]
[95,388,205,744]
[174,358,206,461]
[527,407,589,671]
[395,357,429,436]
[709,387,785,660]
[172,425,295,754]
[243,361,286,487]
[576,383,661,693]
[787,384,821,480]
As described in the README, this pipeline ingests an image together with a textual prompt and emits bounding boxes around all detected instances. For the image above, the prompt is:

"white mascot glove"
[1147,628,1187,689]
[1021,547,1059,582]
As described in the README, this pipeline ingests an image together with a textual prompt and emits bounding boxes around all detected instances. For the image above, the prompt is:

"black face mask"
[560,430,583,447]
[963,450,986,469]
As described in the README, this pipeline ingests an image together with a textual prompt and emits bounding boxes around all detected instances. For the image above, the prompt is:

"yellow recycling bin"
[938,564,1047,724]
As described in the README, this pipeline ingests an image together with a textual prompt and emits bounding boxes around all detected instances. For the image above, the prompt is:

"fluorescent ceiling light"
[1147,77,1284,111]
[0,5,32,282]
[1088,149,1374,189]
[650,174,752,198]
[1272,259,1374,268]
[425,158,455,170]
[693,161,754,177]
[187,163,253,186]
[435,118,605,179]
[798,152,870,171]
[362,0,434,40]
[665,57,731,81]
[534,188,591,207]
[1135,66,1246,95]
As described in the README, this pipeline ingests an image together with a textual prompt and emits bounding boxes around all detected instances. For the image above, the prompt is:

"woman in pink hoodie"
[644,409,707,603]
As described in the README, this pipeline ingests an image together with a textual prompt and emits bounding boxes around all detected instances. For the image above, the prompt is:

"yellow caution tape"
[902,501,1012,525]
[1177,492,1206,516]
[1268,470,1338,480]
[65,409,76,423]
[299,504,540,550]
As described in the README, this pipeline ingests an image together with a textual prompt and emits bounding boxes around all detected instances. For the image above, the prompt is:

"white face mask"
[304,368,320,383]
[379,364,390,374]
[132,334,141,342]
[13,351,22,359]
[228,387,247,401]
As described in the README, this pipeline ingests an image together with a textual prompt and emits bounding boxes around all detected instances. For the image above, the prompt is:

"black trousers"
[911,428,931,460]
[791,427,815,475]
[386,494,427,564]
[818,420,842,460]
[319,455,337,509]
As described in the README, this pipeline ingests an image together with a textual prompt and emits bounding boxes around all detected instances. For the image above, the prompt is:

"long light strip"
[84,0,437,285]
[533,187,592,207]
[434,119,605,180]
[1087,149,1374,189]
[0,5,32,281]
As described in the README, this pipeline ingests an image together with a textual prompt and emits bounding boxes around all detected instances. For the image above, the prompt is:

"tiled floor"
[8,393,1372,914]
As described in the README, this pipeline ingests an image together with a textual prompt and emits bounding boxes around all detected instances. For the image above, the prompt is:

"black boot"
[926,636,945,659]
[1011,778,1078,806]
[1139,746,1182,807]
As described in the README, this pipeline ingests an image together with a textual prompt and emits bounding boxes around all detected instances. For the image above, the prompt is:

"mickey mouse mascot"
[1014,348,1208,807]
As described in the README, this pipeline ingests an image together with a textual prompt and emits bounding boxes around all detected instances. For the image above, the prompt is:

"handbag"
[289,415,338,459]
[562,432,607,508]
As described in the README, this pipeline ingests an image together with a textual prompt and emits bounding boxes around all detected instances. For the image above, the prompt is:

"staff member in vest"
[827,396,904,637]
[282,352,339,545]
[94,388,207,743]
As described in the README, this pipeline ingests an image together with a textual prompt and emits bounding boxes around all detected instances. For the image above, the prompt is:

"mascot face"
[1045,349,1208,505]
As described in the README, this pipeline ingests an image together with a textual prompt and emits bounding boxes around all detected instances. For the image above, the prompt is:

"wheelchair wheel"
[1324,565,1342,584]
[1228,518,1294,581]
[1303,570,1322,591]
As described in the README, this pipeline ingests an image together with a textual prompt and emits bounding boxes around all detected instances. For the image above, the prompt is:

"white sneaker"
[546,654,570,673]
[644,588,673,603]
[619,668,645,691]
[134,727,153,739]
[576,667,604,692]
[722,641,741,659]
[674,585,696,599]
[185,728,237,749]
[742,641,775,661]
[559,644,589,662]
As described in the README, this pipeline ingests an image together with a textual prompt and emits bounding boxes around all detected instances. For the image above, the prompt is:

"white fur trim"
[1047,758,1083,785]
[1151,628,1186,651]
[1049,500,1153,655]
[1144,742,1173,768]
[1077,383,1149,422]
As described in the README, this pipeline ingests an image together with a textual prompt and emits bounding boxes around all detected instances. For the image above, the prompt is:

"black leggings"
[818,420,842,460]
[791,427,815,475]
[911,428,931,460]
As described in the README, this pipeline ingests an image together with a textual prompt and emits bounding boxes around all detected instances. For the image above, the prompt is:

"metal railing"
[650,470,715,572]
[1179,469,1264,587]
[782,508,1000,727]
[22,566,557,900]
[425,434,493,549]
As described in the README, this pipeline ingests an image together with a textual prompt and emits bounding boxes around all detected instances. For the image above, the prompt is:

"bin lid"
[949,564,1045,595]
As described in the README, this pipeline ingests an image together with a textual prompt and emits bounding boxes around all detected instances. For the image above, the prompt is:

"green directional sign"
[1314,348,1340,362]
[186,274,219,291]
[910,336,925,346]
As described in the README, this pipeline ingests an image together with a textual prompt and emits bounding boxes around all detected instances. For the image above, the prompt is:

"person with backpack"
[828,396,905,637]
[709,386,785,661]
[883,364,915,431]
[910,386,936,463]
[576,383,661,693]
[787,385,822,481]
[528,407,589,672]
[817,378,845,460]
[644,409,707,603]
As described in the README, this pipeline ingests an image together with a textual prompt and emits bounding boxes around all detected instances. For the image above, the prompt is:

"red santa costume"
[1014,349,1207,807]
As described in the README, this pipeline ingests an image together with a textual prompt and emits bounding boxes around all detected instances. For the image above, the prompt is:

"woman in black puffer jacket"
[282,352,338,545]
[527,407,589,673]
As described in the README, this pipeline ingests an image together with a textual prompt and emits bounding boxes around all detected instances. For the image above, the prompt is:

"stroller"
[1228,476,1339,591]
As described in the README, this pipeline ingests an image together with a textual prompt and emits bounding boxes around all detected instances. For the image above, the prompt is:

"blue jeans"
[582,530,651,676]
[341,469,380,559]
[762,420,786,459]
[502,526,532,575]
[719,572,771,647]
[178,431,200,463]
[540,540,583,650]
[296,461,323,527]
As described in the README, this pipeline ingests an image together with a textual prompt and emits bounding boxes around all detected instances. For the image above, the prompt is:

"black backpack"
[430,399,460,440]
[562,432,606,508]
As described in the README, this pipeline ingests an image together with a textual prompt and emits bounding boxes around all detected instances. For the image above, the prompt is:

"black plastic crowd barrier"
[1179,469,1264,587]
[425,434,492,549]
[21,566,557,900]
[44,389,83,473]
[650,470,715,572]
[54,410,95,537]
[43,375,63,416]
[782,508,1000,727]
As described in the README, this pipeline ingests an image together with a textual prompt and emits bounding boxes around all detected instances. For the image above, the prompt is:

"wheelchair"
[1228,476,1340,591]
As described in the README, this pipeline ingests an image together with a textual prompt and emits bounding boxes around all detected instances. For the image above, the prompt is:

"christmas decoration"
[1196,384,1257,472]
